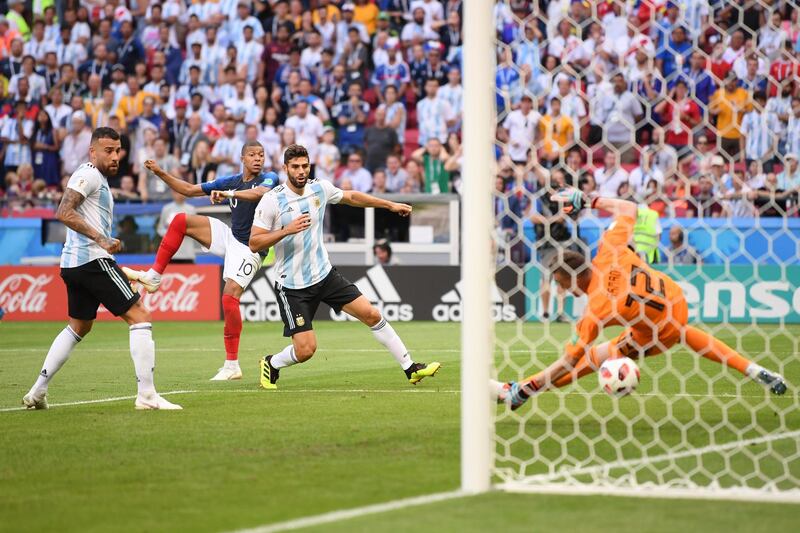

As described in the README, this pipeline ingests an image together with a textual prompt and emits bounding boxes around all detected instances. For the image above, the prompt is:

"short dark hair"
[241,140,263,156]
[91,127,121,144]
[548,249,589,279]
[284,144,309,164]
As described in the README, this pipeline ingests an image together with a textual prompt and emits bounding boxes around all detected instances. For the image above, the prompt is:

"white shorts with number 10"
[203,217,261,289]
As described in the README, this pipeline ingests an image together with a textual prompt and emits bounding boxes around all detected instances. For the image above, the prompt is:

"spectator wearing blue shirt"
[656,25,692,81]
[332,83,370,154]
[653,1,680,55]
[115,20,144,75]
[495,48,521,114]
[681,51,717,110]
[371,45,410,100]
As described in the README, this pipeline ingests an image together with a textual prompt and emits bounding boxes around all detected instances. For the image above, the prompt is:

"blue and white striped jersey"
[741,110,779,160]
[252,180,344,290]
[60,163,114,268]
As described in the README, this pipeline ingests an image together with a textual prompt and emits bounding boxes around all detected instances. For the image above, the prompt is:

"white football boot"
[210,365,243,381]
[22,389,48,410]
[135,393,183,410]
[121,267,161,293]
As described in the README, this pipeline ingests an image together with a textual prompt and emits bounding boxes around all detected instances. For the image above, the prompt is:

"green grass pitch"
[1,321,798,532]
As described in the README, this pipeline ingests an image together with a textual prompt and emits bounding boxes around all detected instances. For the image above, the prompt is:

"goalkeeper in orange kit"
[496,189,787,410]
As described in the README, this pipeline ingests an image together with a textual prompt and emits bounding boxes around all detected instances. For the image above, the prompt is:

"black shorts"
[275,268,362,337]
[61,258,140,320]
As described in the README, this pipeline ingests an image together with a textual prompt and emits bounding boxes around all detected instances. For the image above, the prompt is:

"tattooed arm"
[57,189,122,254]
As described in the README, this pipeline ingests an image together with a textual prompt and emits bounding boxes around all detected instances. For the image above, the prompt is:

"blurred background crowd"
[0,0,798,253]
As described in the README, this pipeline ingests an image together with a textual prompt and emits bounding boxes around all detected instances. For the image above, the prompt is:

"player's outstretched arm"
[525,319,599,394]
[210,187,270,204]
[57,189,122,254]
[339,191,412,216]
[248,214,311,253]
[144,160,205,197]
[551,188,637,220]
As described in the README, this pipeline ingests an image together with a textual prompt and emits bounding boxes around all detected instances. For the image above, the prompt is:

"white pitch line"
[2,387,785,413]
[0,389,198,412]
[0,389,461,412]
[228,490,467,533]
[516,429,800,485]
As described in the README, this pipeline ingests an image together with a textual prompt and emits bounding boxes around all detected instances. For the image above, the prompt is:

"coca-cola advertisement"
[0,265,221,321]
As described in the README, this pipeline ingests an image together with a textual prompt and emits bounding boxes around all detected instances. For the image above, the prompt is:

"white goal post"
[461,0,800,502]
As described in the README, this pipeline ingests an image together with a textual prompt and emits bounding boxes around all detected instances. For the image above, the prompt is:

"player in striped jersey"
[240,144,440,389]
[22,127,181,410]
[123,141,278,381]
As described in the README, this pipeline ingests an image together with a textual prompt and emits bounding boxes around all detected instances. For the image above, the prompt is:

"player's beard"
[288,172,308,190]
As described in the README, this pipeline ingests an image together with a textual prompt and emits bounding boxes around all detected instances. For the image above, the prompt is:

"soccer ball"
[598,357,640,397]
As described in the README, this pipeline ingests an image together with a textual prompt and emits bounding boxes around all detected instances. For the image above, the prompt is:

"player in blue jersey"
[234,144,441,388]
[23,128,181,410]
[123,141,277,381]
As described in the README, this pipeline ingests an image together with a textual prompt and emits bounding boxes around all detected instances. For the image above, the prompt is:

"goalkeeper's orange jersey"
[565,215,686,361]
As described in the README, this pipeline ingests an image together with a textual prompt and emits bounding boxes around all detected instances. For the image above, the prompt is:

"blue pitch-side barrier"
[1,212,799,266]
[523,217,800,265]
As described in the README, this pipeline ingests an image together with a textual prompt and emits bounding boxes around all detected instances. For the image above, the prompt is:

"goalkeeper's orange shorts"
[608,291,689,359]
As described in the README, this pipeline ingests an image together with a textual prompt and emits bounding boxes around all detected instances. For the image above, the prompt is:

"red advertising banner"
[0,265,220,321]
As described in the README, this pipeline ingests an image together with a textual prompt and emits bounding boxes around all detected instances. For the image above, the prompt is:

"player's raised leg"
[341,295,441,384]
[121,300,182,410]
[22,318,93,410]
[123,215,212,293]
[683,326,787,395]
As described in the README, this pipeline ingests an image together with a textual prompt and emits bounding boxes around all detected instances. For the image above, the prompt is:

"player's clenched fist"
[97,236,122,254]
[550,186,589,215]
[284,213,312,234]
[144,160,162,174]
[389,203,412,217]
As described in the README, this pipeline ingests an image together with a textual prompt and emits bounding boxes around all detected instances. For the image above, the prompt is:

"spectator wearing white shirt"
[202,26,227,87]
[765,82,794,154]
[385,154,409,192]
[416,78,456,146]
[741,91,780,167]
[228,2,264,46]
[23,19,54,62]
[56,26,86,68]
[759,11,787,61]
[285,101,325,162]
[437,67,463,132]
[45,88,72,131]
[499,94,540,165]
[225,79,255,124]
[210,119,244,177]
[548,19,581,62]
[401,7,438,47]
[0,100,33,170]
[410,0,444,28]
[315,127,341,183]
[628,148,665,202]
[9,56,46,102]
[596,73,644,162]
[300,31,324,72]
[60,111,91,175]
[722,170,755,217]
[787,96,800,158]
[339,151,373,192]
[336,4,369,58]
[548,74,586,139]
[593,151,630,197]
[236,25,264,84]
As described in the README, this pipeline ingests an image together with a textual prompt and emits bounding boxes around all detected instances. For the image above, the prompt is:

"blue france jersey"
[200,171,278,245]
[252,180,343,289]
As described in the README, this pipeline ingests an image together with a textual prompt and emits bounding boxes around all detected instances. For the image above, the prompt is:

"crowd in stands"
[0,0,797,230]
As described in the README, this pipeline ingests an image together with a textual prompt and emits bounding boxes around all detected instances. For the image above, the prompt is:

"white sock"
[146,268,161,280]
[224,359,240,370]
[745,363,765,380]
[270,345,299,369]
[130,323,156,395]
[371,316,413,370]
[30,326,82,393]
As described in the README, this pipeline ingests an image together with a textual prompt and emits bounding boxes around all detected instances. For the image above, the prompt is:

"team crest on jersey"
[313,197,321,209]
[295,315,305,326]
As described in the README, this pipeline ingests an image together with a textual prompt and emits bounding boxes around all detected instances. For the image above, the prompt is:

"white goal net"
[485,0,800,501]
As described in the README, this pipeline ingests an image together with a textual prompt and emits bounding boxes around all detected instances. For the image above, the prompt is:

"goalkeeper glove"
[550,186,589,215]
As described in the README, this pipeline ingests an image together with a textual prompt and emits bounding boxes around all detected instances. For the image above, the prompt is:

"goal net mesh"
[490,0,800,499]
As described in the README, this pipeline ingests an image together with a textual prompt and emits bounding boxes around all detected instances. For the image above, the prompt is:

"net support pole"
[460,0,495,494]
